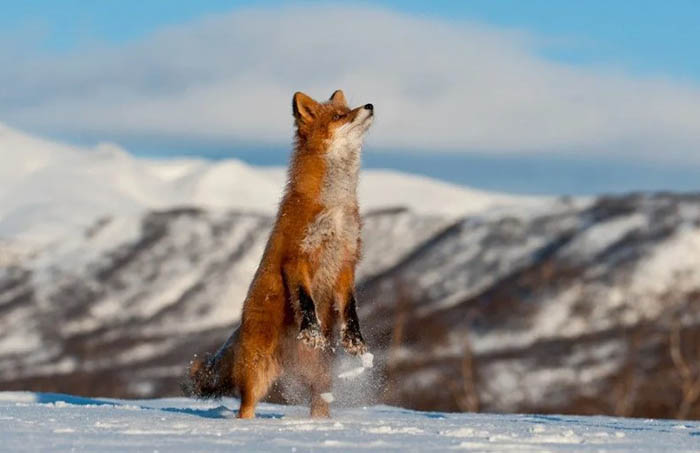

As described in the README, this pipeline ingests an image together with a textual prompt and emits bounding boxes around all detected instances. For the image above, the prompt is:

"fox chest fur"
[300,138,362,300]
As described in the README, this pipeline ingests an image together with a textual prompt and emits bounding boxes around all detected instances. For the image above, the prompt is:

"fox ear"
[292,92,319,123]
[329,89,347,107]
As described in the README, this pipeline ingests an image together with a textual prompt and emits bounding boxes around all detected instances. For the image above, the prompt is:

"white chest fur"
[301,205,360,299]
[300,130,363,297]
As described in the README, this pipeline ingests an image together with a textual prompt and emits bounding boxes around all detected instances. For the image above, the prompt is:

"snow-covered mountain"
[1,123,699,420]
[0,122,532,245]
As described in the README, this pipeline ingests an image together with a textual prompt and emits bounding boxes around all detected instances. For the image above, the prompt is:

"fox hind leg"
[303,348,333,418]
[310,379,331,418]
[237,356,280,419]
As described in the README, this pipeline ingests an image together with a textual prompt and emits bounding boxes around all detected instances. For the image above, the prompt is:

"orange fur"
[183,90,373,418]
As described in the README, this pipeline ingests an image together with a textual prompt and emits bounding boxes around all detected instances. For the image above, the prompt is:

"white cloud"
[2,5,700,160]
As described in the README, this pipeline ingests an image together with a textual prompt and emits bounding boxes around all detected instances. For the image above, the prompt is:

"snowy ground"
[0,393,698,452]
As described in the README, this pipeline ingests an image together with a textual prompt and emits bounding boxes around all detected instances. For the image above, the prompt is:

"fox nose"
[364,103,374,111]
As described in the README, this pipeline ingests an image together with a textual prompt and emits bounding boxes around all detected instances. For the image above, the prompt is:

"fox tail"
[182,331,238,399]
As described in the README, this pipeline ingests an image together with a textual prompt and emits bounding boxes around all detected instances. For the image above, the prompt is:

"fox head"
[292,90,374,152]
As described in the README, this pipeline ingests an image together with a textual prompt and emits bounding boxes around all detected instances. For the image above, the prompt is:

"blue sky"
[4,1,699,80]
[2,1,700,195]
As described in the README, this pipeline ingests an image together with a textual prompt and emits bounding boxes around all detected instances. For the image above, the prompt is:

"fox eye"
[332,114,341,121]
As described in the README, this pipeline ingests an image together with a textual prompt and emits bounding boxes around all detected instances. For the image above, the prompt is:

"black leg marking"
[297,286,327,349]
[342,293,367,355]
[344,293,363,338]
[298,286,319,330]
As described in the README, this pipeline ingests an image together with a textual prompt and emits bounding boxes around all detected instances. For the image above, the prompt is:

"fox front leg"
[283,261,329,350]
[341,292,367,355]
[297,286,329,350]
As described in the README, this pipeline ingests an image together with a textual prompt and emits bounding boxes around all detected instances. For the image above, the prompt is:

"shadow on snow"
[34,392,283,419]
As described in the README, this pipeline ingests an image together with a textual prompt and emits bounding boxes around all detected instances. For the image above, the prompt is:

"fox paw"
[298,325,328,350]
[341,331,367,356]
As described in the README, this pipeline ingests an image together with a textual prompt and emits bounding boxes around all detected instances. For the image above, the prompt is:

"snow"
[337,353,374,380]
[560,213,648,262]
[320,393,335,403]
[361,352,374,369]
[631,225,700,300]
[0,392,697,452]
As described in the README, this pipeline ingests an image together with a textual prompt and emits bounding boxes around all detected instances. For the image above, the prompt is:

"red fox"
[183,90,374,418]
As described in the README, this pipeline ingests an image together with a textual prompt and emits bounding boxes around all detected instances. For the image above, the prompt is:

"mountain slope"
[1,195,699,419]
[361,193,700,417]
